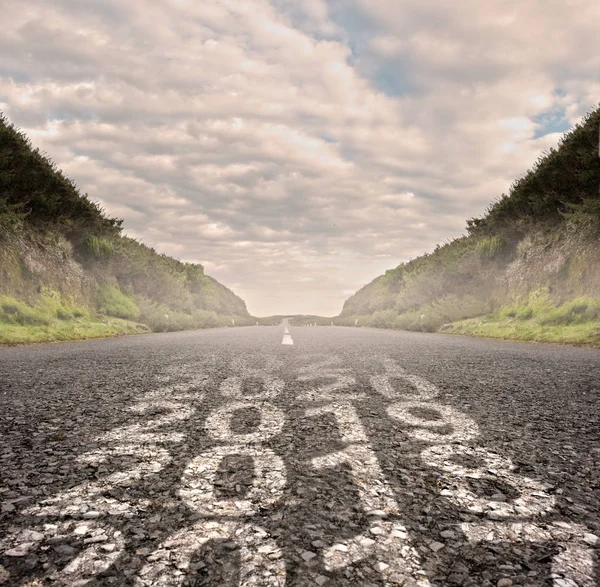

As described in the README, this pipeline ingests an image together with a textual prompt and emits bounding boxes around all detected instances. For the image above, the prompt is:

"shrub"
[517,307,534,320]
[37,287,90,321]
[0,211,25,237]
[56,307,72,320]
[56,306,88,320]
[467,107,600,234]
[391,307,443,332]
[500,290,554,321]
[136,297,236,332]
[539,297,600,326]
[55,235,74,258]
[430,295,490,323]
[497,292,600,328]
[0,114,123,241]
[96,285,140,319]
[388,295,491,333]
[85,235,114,259]
[369,310,397,328]
[0,297,52,326]
[563,199,600,236]
[476,235,506,260]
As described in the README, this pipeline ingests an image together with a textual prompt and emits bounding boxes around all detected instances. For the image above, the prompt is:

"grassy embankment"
[0,299,145,345]
[0,115,253,345]
[0,288,148,345]
[338,106,600,347]
[442,292,600,346]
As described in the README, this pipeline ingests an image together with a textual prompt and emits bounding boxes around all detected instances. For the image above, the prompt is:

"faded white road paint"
[309,424,428,577]
[180,446,286,516]
[296,358,361,401]
[281,321,293,344]
[4,353,595,586]
[140,521,286,585]
[205,401,286,443]
[220,372,285,400]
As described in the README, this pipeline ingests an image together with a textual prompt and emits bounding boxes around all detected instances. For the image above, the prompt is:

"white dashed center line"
[281,323,294,345]
[281,321,294,345]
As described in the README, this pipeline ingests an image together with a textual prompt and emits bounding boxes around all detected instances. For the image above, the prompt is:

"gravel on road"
[0,325,599,586]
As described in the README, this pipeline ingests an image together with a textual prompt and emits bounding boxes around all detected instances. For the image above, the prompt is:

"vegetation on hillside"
[338,106,600,346]
[0,292,148,345]
[440,290,600,346]
[0,114,252,343]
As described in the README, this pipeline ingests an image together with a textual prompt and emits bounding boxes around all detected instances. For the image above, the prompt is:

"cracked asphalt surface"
[0,325,599,586]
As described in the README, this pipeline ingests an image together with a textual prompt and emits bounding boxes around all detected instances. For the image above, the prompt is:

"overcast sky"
[1,0,598,316]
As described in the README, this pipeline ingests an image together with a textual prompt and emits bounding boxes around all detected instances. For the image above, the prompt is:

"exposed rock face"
[1,234,93,304]
[503,231,600,299]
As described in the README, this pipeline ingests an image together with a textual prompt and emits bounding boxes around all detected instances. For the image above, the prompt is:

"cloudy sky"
[1,0,598,316]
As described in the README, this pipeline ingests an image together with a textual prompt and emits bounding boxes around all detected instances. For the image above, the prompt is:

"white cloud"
[1,0,597,315]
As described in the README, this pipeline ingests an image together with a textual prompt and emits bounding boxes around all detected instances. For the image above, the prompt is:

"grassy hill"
[0,114,253,344]
[338,106,600,346]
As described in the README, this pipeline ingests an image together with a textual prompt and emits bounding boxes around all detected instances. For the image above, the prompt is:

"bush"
[386,295,492,333]
[468,106,600,234]
[517,307,534,320]
[563,199,600,236]
[55,235,74,257]
[497,292,600,327]
[394,308,445,332]
[477,235,507,260]
[0,114,123,242]
[56,306,87,320]
[0,211,25,237]
[500,290,553,321]
[136,298,230,332]
[0,297,52,326]
[85,235,114,259]
[37,287,89,321]
[369,310,397,328]
[539,297,600,326]
[96,285,140,320]
[0,291,91,326]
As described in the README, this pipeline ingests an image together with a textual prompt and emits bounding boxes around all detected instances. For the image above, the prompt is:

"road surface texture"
[0,325,599,587]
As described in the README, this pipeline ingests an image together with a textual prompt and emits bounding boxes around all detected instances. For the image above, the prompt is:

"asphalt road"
[0,325,599,586]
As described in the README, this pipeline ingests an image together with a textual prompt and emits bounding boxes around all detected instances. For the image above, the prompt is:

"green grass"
[442,293,600,347]
[0,291,92,326]
[338,291,600,347]
[0,289,255,345]
[96,284,140,320]
[0,316,149,345]
[442,318,600,346]
[0,294,148,345]
[0,296,52,326]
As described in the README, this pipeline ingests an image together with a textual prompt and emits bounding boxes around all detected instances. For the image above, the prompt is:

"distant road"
[1,326,599,586]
